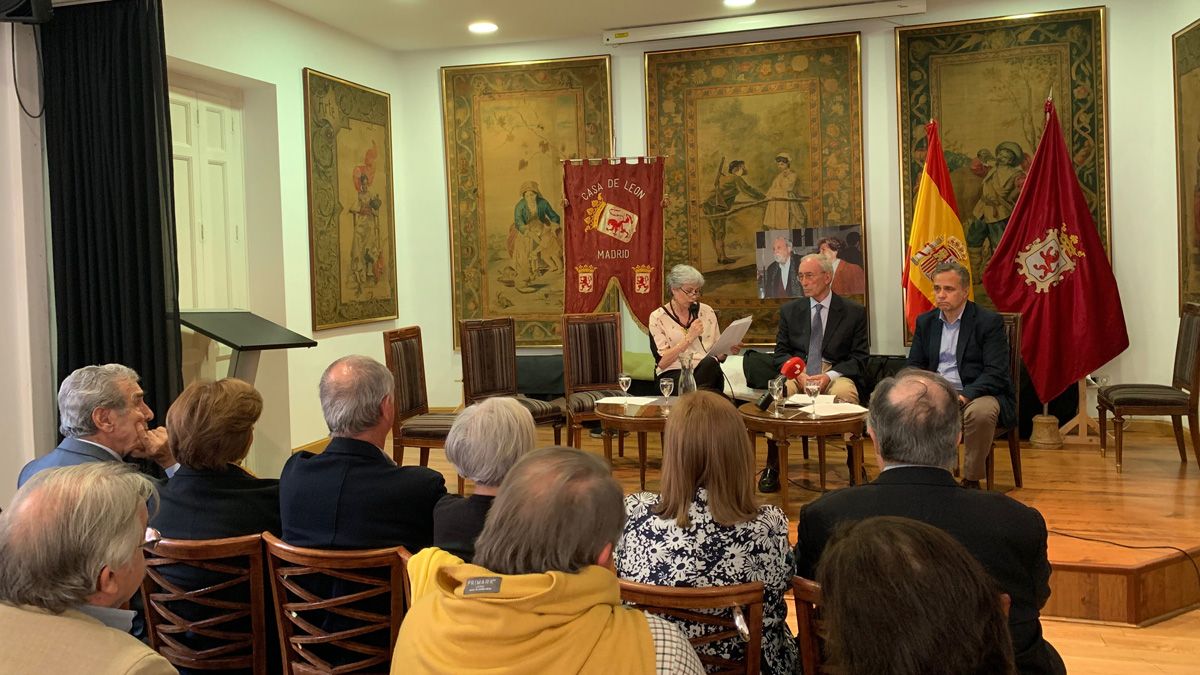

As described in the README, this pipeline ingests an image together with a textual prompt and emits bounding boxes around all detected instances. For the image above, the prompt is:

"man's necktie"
[807,304,824,375]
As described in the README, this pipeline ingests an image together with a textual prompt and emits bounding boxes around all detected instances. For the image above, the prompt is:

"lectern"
[179,310,316,383]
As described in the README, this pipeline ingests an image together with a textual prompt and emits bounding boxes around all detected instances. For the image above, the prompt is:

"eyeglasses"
[798,272,825,281]
[142,526,162,549]
[676,287,702,297]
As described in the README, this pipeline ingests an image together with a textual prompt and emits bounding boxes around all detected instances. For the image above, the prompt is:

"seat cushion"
[515,395,565,423]
[566,390,625,414]
[1098,384,1190,408]
[399,413,458,440]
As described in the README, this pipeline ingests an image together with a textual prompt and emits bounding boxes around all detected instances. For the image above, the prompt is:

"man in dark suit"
[18,364,176,487]
[907,261,1014,488]
[280,355,447,551]
[795,369,1065,675]
[762,233,802,298]
[760,254,868,492]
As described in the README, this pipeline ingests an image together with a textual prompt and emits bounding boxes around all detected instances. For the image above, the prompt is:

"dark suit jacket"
[908,301,1016,429]
[795,466,1065,675]
[774,293,868,381]
[432,493,495,563]
[17,437,167,488]
[763,254,802,298]
[280,436,447,551]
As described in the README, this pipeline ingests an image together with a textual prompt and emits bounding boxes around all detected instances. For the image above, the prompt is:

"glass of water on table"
[804,381,821,418]
[658,377,674,415]
[618,372,632,414]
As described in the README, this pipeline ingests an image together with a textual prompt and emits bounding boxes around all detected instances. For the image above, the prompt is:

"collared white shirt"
[76,604,135,632]
[937,310,964,390]
[777,258,792,288]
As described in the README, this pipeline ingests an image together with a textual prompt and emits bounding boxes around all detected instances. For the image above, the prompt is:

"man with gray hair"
[0,463,176,673]
[280,355,446,550]
[794,369,1064,675]
[394,446,703,674]
[19,364,176,487]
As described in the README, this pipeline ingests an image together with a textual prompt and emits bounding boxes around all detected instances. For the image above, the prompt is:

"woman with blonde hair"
[615,390,796,673]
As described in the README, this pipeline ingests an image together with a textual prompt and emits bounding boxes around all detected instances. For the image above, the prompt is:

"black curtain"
[40,0,182,422]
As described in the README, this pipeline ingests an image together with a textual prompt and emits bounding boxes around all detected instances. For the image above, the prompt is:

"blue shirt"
[937,311,963,390]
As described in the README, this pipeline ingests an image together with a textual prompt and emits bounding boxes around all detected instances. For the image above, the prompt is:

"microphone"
[755,375,788,411]
[780,356,806,381]
[688,302,699,322]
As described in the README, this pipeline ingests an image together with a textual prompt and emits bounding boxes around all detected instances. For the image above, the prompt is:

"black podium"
[180,310,317,383]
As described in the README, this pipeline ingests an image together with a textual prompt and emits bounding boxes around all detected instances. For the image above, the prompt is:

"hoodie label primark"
[463,577,502,595]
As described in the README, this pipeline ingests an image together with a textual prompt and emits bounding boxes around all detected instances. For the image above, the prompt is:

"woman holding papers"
[648,264,738,394]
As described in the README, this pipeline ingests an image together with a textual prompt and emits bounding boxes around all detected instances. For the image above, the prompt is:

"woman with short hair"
[434,397,537,561]
[615,390,796,673]
[648,264,732,393]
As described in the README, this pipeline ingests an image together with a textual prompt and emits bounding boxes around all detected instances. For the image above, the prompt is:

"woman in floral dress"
[616,390,797,673]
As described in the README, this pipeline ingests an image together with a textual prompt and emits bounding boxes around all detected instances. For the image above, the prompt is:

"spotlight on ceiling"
[468,21,498,34]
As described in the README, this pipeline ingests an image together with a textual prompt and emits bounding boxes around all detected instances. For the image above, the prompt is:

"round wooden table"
[595,400,670,490]
[738,402,868,507]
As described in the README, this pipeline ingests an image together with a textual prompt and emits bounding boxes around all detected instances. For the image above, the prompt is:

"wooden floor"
[403,422,1200,675]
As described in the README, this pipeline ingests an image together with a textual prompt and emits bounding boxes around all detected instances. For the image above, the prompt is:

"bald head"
[867,369,961,468]
[319,355,394,437]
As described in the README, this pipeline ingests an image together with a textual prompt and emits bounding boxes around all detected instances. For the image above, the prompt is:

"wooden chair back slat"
[460,317,520,404]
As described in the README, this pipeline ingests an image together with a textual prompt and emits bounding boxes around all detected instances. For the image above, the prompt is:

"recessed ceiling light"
[468,21,498,34]
[724,0,756,8]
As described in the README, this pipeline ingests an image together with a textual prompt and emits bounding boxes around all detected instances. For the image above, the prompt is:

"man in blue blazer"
[280,355,447,551]
[18,364,176,487]
[907,261,1015,488]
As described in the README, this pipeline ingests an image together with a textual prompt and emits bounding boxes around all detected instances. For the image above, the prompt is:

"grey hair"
[932,261,971,288]
[474,446,624,575]
[58,364,140,438]
[867,369,961,469]
[319,355,395,436]
[773,233,793,247]
[445,397,536,487]
[665,264,704,291]
[801,253,833,274]
[0,463,156,613]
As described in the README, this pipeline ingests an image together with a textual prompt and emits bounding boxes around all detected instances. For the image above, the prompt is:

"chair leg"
[1098,404,1107,457]
[985,445,995,491]
[1008,432,1022,488]
[553,423,562,445]
[1113,414,1124,472]
[571,423,582,449]
[419,448,430,466]
[393,444,405,465]
[802,436,809,460]
[457,475,465,495]
[1172,416,1188,462]
[1189,412,1200,470]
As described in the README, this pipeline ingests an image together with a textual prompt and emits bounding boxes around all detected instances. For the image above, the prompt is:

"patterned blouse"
[615,488,798,674]
[648,302,720,373]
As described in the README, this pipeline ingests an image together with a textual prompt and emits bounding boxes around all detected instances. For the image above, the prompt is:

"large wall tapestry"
[442,56,614,347]
[303,68,398,330]
[646,34,865,345]
[1175,17,1200,312]
[898,8,1109,317]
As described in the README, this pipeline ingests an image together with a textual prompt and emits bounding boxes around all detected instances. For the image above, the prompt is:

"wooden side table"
[595,401,670,490]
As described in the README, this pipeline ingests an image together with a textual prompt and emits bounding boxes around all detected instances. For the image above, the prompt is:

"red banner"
[982,100,1128,403]
[563,158,664,325]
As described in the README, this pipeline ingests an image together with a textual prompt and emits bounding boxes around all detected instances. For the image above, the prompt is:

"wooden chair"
[141,534,269,673]
[383,326,458,470]
[619,580,764,675]
[263,532,409,674]
[985,312,1023,490]
[459,317,565,444]
[1098,302,1200,471]
[561,313,625,447]
[790,576,827,675]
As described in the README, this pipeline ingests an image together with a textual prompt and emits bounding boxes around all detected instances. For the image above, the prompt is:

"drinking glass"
[618,373,632,413]
[768,378,784,418]
[659,377,674,415]
[804,382,821,418]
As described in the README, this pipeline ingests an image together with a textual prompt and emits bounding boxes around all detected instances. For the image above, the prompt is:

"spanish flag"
[904,120,972,334]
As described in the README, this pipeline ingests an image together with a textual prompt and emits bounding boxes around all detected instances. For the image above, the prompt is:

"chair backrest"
[561,313,622,395]
[619,579,764,675]
[263,532,408,674]
[999,312,1021,425]
[1173,303,1200,398]
[383,326,429,423]
[141,534,268,674]
[790,576,827,675]
[460,317,519,405]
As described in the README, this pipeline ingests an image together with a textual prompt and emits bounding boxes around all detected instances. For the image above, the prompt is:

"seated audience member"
[0,463,176,674]
[795,369,1065,675]
[434,396,536,561]
[394,446,704,674]
[649,264,733,393]
[19,363,176,487]
[817,516,1016,675]
[149,378,280,674]
[616,390,797,674]
[281,355,447,550]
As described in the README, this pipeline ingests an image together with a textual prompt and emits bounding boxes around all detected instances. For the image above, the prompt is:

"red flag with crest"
[982,100,1128,403]
[563,158,664,326]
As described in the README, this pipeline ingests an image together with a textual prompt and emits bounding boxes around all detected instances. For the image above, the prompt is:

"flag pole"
[1059,378,1100,445]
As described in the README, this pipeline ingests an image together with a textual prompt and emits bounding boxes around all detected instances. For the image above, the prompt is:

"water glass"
[768,378,784,418]
[804,382,821,418]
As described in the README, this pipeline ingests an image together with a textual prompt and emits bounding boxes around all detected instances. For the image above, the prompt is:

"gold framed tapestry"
[647,33,865,345]
[897,7,1109,314]
[1175,17,1200,312]
[303,68,398,331]
[442,56,614,347]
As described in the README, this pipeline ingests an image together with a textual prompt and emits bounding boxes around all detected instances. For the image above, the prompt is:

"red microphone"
[780,356,806,380]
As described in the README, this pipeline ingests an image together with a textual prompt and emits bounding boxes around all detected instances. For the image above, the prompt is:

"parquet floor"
[402,423,1200,674]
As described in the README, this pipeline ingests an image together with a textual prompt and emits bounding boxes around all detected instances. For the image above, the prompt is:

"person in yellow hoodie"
[394,446,703,674]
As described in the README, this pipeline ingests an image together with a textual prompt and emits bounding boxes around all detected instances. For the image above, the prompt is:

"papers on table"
[706,316,752,359]
[596,396,661,405]
[780,393,868,416]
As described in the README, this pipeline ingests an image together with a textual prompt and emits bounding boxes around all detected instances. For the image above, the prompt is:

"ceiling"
[265,0,879,52]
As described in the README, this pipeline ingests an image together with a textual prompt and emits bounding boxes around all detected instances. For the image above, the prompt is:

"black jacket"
[774,293,868,381]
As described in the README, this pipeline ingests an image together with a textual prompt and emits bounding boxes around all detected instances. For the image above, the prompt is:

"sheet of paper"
[706,316,752,359]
